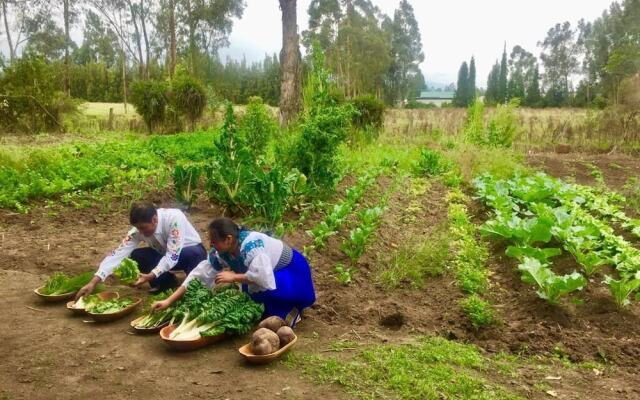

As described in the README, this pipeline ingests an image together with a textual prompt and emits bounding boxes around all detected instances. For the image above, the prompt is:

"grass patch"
[461,294,497,328]
[79,102,138,117]
[443,142,526,183]
[379,223,450,289]
[448,202,489,295]
[288,336,523,400]
[339,136,425,175]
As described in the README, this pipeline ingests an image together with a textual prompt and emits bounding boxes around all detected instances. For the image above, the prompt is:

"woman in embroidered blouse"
[152,217,316,325]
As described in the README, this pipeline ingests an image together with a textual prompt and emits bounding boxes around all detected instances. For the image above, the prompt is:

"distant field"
[79,102,140,117]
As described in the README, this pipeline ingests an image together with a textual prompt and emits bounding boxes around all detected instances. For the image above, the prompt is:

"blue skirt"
[245,249,316,322]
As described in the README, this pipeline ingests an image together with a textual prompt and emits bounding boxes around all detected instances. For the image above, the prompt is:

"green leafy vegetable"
[87,298,135,314]
[134,290,176,329]
[41,271,95,295]
[73,294,102,310]
[517,257,587,304]
[603,273,640,308]
[168,280,264,341]
[114,258,140,284]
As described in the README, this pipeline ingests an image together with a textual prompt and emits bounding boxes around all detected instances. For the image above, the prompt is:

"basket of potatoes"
[238,316,297,364]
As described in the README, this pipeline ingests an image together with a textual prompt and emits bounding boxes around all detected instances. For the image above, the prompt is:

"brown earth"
[1,158,640,399]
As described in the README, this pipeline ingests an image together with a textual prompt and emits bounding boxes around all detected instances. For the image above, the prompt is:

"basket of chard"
[159,281,264,351]
[67,292,120,315]
[34,272,95,302]
[130,290,175,333]
[86,297,142,322]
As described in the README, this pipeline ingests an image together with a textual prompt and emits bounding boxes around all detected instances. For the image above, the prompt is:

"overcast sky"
[220,0,617,87]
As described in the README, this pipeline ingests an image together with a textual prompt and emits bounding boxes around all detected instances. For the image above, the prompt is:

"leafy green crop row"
[341,206,387,264]
[0,130,218,210]
[475,172,640,306]
[306,167,383,252]
[446,188,495,328]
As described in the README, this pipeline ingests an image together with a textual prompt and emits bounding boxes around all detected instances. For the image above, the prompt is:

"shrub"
[404,99,437,109]
[203,102,303,228]
[130,80,168,134]
[464,98,520,148]
[350,95,385,130]
[485,99,520,147]
[0,57,76,133]
[238,96,279,158]
[286,42,354,193]
[414,148,449,177]
[463,99,485,145]
[171,70,207,131]
[205,102,252,209]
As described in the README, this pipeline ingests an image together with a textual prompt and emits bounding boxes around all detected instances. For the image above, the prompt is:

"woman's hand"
[134,272,155,287]
[215,271,239,285]
[151,299,170,312]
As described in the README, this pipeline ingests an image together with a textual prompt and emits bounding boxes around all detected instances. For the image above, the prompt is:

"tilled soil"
[2,157,640,399]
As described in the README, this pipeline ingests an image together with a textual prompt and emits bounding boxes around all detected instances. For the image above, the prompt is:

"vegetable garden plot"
[475,172,640,306]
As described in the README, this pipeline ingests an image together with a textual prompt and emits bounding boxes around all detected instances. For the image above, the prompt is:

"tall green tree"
[385,0,424,105]
[303,0,392,98]
[485,61,500,105]
[539,21,579,106]
[498,44,508,103]
[453,61,469,107]
[525,65,542,107]
[468,56,476,101]
[508,46,537,103]
[408,68,426,99]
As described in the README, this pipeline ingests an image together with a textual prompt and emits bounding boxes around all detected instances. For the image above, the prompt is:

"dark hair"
[129,202,158,224]
[208,217,240,241]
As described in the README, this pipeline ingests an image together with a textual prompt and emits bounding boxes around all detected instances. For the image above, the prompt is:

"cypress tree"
[498,44,508,103]
[454,61,469,107]
[525,65,542,107]
[468,56,476,102]
[485,61,500,105]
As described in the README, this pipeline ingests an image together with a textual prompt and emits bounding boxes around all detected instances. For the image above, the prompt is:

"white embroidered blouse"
[183,231,285,293]
[95,208,202,281]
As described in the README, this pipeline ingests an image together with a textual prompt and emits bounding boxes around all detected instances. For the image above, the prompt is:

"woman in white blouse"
[152,217,316,326]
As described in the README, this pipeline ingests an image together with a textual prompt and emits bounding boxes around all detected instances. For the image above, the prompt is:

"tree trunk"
[278,0,301,126]
[128,0,145,78]
[3,0,14,61]
[140,0,150,79]
[169,0,177,77]
[122,48,128,114]
[63,0,70,95]
[186,0,197,73]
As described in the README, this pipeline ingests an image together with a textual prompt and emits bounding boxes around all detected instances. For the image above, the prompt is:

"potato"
[251,338,273,355]
[251,328,280,355]
[258,316,286,332]
[276,326,295,346]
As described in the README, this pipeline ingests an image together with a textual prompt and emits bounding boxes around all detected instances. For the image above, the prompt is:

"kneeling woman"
[152,217,316,326]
